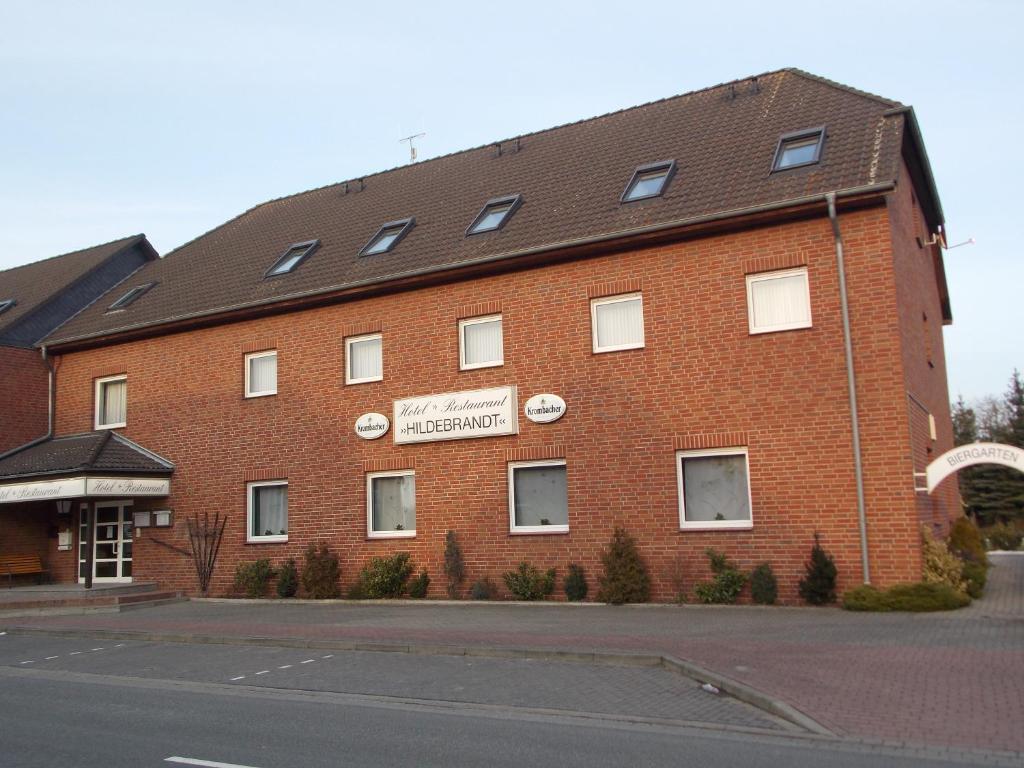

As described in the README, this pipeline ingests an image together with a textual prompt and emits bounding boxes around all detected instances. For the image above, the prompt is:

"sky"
[0,0,1020,401]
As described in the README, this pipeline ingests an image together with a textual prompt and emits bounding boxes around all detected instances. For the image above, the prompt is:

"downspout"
[826,192,871,585]
[41,345,55,439]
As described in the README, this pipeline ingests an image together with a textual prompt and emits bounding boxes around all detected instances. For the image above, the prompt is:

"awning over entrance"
[0,431,173,503]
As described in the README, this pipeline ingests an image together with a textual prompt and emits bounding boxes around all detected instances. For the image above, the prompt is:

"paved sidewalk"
[4,554,1023,754]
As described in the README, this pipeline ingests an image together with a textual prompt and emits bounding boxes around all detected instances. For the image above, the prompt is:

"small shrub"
[469,576,498,600]
[597,527,651,605]
[983,522,1023,551]
[443,530,466,599]
[301,542,340,599]
[948,517,988,565]
[409,569,430,599]
[922,526,966,594]
[564,563,588,602]
[750,563,778,605]
[276,558,298,599]
[798,532,838,605]
[359,552,415,599]
[234,559,275,599]
[503,562,556,601]
[694,549,747,604]
[962,561,988,599]
[842,582,970,612]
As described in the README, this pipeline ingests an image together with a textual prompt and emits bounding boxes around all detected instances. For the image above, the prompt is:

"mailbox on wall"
[153,510,173,527]
[133,511,151,528]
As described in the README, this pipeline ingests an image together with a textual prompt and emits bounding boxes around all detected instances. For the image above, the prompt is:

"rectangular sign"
[0,477,86,503]
[0,476,171,504]
[86,477,171,497]
[394,386,518,444]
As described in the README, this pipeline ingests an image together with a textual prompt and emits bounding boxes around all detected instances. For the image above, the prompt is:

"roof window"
[0,299,14,315]
[107,282,156,311]
[621,160,676,203]
[360,218,415,257]
[467,195,522,235]
[772,127,825,171]
[265,239,320,277]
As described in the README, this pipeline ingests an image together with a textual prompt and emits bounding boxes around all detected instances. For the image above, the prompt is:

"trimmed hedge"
[842,582,970,612]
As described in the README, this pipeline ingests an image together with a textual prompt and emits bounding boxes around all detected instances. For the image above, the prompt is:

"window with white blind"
[367,470,416,538]
[509,460,569,533]
[676,448,752,530]
[95,375,127,429]
[345,333,383,384]
[247,481,288,542]
[746,268,812,334]
[244,351,277,398]
[459,315,503,370]
[591,293,645,353]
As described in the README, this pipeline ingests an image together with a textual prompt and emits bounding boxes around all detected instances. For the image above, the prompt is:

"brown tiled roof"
[0,235,146,337]
[46,69,929,347]
[0,431,174,481]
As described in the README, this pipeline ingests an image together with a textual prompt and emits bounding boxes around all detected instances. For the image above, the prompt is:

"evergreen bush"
[842,582,970,612]
[234,559,275,598]
[798,533,838,605]
[596,527,651,604]
[409,569,430,598]
[469,576,498,600]
[503,562,555,600]
[962,561,988,599]
[563,563,588,602]
[947,517,988,565]
[983,522,1023,551]
[301,541,340,599]
[750,562,778,605]
[443,530,466,599]
[276,558,298,598]
[922,526,966,593]
[359,552,415,598]
[693,549,747,604]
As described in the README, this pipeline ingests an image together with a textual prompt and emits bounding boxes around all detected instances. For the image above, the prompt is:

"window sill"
[749,323,812,335]
[459,361,504,371]
[246,535,288,544]
[510,526,569,536]
[96,422,126,430]
[368,531,416,540]
[244,391,277,399]
[592,343,645,354]
[346,377,384,386]
[679,523,753,532]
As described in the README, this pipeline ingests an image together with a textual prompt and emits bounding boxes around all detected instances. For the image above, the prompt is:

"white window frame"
[676,447,753,531]
[508,459,569,535]
[345,333,383,385]
[745,267,812,335]
[590,293,645,353]
[458,314,504,370]
[94,374,127,429]
[366,469,416,539]
[244,350,278,398]
[246,480,288,544]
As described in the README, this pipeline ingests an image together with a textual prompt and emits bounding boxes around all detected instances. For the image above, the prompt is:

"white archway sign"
[924,442,1024,493]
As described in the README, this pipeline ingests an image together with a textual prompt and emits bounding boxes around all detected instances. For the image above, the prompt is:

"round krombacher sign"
[925,442,1024,493]
[524,393,566,424]
[355,412,390,440]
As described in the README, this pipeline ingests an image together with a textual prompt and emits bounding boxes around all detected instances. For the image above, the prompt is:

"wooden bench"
[0,554,49,587]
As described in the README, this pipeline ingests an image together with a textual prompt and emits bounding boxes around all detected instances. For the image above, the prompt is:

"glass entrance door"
[79,501,133,582]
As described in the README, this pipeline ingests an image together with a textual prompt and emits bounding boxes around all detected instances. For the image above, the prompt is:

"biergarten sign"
[924,442,1024,493]
[524,393,567,424]
[394,386,518,444]
[355,412,390,440]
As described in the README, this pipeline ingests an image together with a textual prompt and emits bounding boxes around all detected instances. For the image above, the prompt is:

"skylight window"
[467,195,522,235]
[0,299,14,315]
[621,160,676,203]
[107,282,156,311]
[265,239,319,277]
[772,127,825,171]
[360,218,415,256]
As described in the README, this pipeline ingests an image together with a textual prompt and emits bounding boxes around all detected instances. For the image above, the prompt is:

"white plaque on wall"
[394,386,518,444]
[355,412,390,440]
[524,393,567,424]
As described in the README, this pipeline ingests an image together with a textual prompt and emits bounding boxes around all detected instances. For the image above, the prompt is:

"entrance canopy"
[0,431,173,503]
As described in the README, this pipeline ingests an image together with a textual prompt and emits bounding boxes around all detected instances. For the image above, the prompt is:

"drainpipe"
[826,192,871,585]
[41,345,55,439]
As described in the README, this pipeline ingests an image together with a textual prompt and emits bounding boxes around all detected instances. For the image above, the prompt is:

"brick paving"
[4,554,1023,754]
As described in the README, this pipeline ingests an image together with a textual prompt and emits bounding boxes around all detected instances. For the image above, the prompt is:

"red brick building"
[0,70,958,601]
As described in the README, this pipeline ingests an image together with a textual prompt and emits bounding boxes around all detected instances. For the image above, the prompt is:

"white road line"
[254,670,269,675]
[277,665,292,669]
[91,647,104,651]
[19,661,34,665]
[300,659,315,664]
[114,643,125,647]
[229,676,245,681]
[69,651,82,655]
[165,757,265,768]
[45,656,59,660]
[0,631,6,635]
[321,654,333,659]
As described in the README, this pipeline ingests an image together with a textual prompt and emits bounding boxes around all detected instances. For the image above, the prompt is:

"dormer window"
[467,195,522,235]
[360,218,415,256]
[772,127,825,171]
[265,240,319,277]
[621,160,676,203]
[107,282,156,311]
[0,299,14,315]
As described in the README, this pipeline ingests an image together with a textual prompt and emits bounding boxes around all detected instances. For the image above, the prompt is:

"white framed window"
[676,447,752,530]
[244,350,278,398]
[746,268,812,334]
[247,480,288,543]
[367,470,416,538]
[459,314,503,370]
[345,333,383,384]
[591,293,644,353]
[94,374,127,429]
[508,459,569,534]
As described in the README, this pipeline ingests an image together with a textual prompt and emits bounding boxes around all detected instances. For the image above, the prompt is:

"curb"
[1,624,831,736]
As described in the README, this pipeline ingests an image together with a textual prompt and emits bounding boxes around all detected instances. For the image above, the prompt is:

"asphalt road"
[0,633,1007,768]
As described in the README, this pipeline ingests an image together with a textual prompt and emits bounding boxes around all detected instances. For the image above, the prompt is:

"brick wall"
[0,347,47,454]
[50,205,947,601]
[0,502,77,584]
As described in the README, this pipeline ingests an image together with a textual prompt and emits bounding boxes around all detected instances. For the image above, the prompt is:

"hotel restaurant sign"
[0,476,170,504]
[394,386,518,444]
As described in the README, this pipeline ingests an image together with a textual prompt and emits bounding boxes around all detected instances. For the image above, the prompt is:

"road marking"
[229,676,245,681]
[165,757,265,768]
[300,659,314,664]
[70,651,82,655]
[19,661,34,665]
[114,643,125,647]
[321,654,333,659]
[0,631,6,636]
[254,670,269,675]
[91,647,104,651]
[277,665,292,669]
[45,656,59,660]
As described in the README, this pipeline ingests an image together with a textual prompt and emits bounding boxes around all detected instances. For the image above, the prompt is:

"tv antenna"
[400,133,426,163]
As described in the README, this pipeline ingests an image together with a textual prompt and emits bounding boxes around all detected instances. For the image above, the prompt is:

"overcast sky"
[0,1,1019,401]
